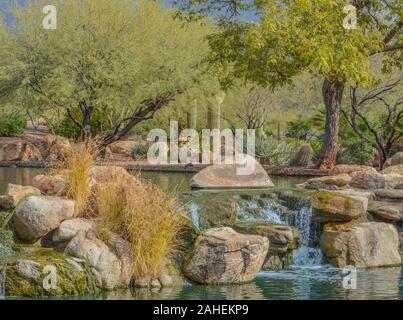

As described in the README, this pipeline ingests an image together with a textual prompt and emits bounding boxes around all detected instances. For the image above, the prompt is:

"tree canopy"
[0,0,213,144]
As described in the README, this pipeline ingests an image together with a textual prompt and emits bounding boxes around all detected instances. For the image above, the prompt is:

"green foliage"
[287,119,312,141]
[255,136,300,166]
[0,113,26,136]
[0,0,213,138]
[204,0,401,88]
[133,143,150,159]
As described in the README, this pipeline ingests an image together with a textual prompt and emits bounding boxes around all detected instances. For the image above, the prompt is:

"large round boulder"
[183,227,269,284]
[190,158,274,189]
[320,222,401,268]
[13,196,75,243]
[311,191,366,223]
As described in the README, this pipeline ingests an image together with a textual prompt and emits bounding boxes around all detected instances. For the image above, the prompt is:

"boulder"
[232,222,301,271]
[198,198,237,229]
[311,191,366,223]
[303,174,351,189]
[329,164,375,176]
[52,218,95,244]
[368,202,403,222]
[65,231,122,289]
[183,227,269,284]
[349,171,403,190]
[331,189,374,208]
[13,196,75,243]
[374,189,403,201]
[104,232,134,286]
[46,135,72,161]
[190,158,274,189]
[0,140,43,162]
[386,152,403,167]
[0,183,41,210]
[88,165,133,184]
[108,140,136,158]
[3,248,100,297]
[382,164,403,175]
[320,222,401,268]
[32,174,67,196]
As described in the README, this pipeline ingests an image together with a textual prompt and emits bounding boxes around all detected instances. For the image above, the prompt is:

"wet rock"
[65,231,122,290]
[368,202,403,222]
[349,172,403,190]
[311,191,366,223]
[232,221,301,271]
[13,196,75,243]
[0,183,41,210]
[198,198,237,229]
[320,222,401,268]
[190,158,274,189]
[302,174,351,189]
[184,227,269,284]
[32,174,67,196]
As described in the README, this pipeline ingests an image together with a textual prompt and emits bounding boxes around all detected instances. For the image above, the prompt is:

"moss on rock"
[3,247,100,297]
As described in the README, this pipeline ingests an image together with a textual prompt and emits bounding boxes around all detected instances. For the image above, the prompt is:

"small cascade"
[187,202,201,230]
[292,206,323,267]
[236,202,285,224]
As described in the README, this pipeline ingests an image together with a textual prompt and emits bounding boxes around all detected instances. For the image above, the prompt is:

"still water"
[1,167,402,300]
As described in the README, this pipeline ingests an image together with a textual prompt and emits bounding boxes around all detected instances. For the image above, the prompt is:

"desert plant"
[95,176,185,280]
[290,144,313,167]
[0,113,26,136]
[58,141,97,216]
[255,136,300,166]
[133,143,150,159]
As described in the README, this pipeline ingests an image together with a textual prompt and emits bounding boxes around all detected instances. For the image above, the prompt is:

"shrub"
[0,114,26,136]
[95,175,185,279]
[133,143,150,159]
[255,136,300,165]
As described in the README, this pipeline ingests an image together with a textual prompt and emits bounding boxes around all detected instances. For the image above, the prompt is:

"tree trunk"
[316,79,345,170]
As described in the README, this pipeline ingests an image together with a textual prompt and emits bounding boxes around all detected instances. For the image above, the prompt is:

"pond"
[1,167,402,300]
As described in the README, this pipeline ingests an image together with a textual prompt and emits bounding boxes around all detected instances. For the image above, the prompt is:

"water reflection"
[0,167,44,193]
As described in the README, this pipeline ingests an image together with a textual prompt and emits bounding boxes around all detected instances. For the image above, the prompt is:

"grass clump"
[95,176,185,280]
[57,141,97,216]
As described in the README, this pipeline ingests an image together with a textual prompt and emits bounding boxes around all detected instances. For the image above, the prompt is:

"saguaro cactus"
[187,99,197,129]
[207,92,225,130]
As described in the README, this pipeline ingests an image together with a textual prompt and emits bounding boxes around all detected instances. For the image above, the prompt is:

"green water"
[1,167,402,300]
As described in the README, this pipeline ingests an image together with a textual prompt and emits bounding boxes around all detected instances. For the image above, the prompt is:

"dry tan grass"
[57,140,97,216]
[95,174,185,279]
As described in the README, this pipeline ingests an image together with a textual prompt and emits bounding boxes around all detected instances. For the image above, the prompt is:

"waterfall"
[292,206,323,267]
[187,202,201,230]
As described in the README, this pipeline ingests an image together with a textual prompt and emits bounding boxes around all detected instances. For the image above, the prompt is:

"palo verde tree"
[342,78,402,168]
[175,0,402,168]
[0,0,212,145]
